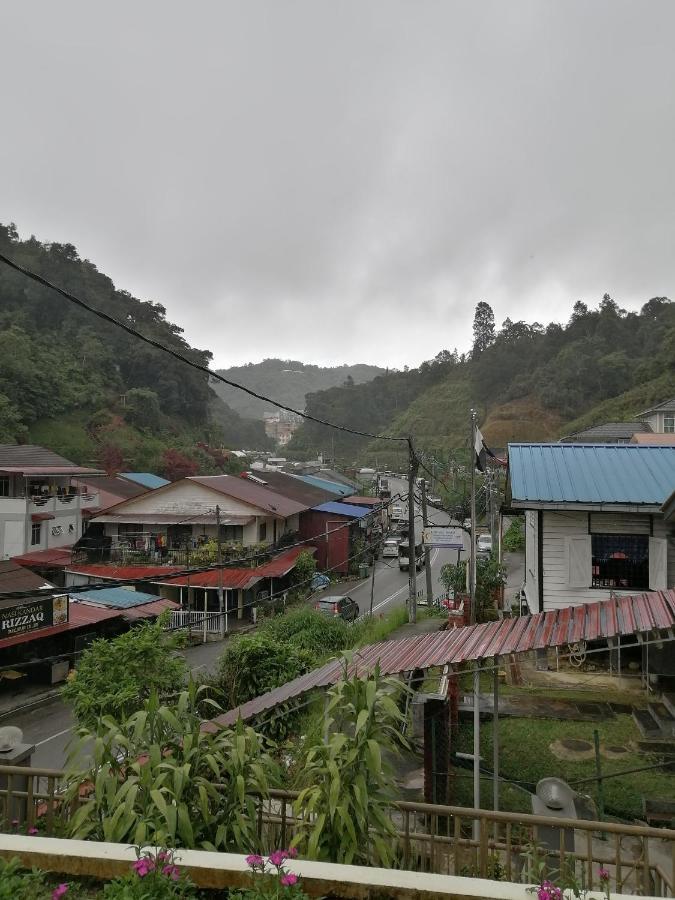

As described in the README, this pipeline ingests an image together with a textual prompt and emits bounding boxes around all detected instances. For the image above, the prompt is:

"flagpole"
[469,408,477,625]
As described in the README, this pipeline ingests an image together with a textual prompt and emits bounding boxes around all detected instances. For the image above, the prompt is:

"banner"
[0,594,68,639]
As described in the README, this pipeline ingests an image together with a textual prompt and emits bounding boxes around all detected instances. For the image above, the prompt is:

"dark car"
[314,594,360,622]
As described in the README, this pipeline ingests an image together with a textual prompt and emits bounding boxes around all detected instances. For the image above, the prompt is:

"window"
[664,415,675,433]
[258,522,267,542]
[0,477,9,497]
[591,533,648,590]
[31,522,41,546]
[219,524,243,543]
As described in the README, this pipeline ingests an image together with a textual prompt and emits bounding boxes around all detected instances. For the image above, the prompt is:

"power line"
[0,492,405,600]
[0,251,408,443]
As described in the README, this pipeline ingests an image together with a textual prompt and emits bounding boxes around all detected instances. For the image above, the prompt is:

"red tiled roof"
[66,564,183,580]
[209,589,675,728]
[344,496,382,506]
[255,546,316,578]
[12,547,74,567]
[0,602,121,650]
[155,568,262,590]
[121,598,180,619]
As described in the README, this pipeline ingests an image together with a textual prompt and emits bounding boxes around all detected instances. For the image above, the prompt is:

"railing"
[2,766,673,896]
[169,609,222,634]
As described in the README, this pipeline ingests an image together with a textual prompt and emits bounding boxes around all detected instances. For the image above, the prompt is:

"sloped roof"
[121,473,170,489]
[508,443,675,507]
[73,475,148,501]
[559,422,651,443]
[69,587,168,608]
[240,470,336,506]
[65,564,182,581]
[0,561,54,592]
[11,547,73,567]
[298,475,353,496]
[209,589,675,728]
[631,433,675,446]
[635,397,675,418]
[312,501,371,518]
[189,475,307,517]
[0,444,102,476]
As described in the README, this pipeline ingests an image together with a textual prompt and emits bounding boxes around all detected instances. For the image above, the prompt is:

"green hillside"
[289,296,675,464]
[212,359,385,419]
[0,223,271,474]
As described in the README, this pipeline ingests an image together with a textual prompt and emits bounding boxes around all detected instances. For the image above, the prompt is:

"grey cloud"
[1,0,674,368]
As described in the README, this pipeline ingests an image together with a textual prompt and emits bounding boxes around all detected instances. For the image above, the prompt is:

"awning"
[12,547,73,568]
[31,512,56,522]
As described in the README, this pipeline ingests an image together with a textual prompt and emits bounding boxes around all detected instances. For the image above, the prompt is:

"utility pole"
[407,438,419,624]
[215,505,225,638]
[369,531,378,617]
[420,477,433,606]
[469,409,477,625]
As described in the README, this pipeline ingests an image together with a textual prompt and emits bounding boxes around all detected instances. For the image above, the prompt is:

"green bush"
[502,516,525,552]
[0,858,47,900]
[258,608,351,657]
[62,618,187,729]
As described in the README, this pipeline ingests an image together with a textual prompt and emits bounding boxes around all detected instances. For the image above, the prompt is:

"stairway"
[632,699,675,740]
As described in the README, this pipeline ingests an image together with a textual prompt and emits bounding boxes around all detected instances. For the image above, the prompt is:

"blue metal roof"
[508,443,675,506]
[313,501,371,518]
[69,587,162,609]
[298,475,352,496]
[121,472,170,490]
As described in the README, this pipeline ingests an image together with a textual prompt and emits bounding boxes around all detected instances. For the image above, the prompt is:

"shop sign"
[0,594,68,639]
[423,526,464,549]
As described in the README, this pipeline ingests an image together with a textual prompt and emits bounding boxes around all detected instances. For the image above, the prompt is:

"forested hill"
[213,359,384,419]
[0,223,271,473]
[288,296,675,465]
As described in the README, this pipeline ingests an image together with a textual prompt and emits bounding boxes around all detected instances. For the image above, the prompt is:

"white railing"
[169,609,222,634]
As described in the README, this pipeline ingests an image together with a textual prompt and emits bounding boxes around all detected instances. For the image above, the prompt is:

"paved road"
[10,477,470,770]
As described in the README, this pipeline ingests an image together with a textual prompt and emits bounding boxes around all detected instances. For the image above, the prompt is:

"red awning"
[11,547,73,568]
[31,512,56,522]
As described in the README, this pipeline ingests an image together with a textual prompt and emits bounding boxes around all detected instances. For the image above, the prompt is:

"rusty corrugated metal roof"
[209,589,675,729]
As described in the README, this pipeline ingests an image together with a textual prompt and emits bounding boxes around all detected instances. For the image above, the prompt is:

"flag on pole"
[474,424,498,472]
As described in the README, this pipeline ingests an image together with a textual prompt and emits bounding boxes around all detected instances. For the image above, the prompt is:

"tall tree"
[472,301,495,357]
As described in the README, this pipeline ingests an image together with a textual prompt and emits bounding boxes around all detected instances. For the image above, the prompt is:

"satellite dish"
[536,777,574,811]
[0,726,23,752]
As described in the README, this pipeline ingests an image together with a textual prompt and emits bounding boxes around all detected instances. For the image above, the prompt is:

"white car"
[382,538,400,558]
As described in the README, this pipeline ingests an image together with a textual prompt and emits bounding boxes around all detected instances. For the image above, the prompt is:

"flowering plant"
[102,849,196,898]
[231,848,307,899]
[528,866,612,900]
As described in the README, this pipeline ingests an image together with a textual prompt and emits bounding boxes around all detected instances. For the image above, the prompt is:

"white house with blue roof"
[506,443,675,614]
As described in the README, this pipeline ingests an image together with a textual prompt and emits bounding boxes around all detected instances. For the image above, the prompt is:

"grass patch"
[354,605,409,646]
[453,713,675,821]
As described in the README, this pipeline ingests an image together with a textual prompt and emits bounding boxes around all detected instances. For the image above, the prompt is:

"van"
[382,537,400,558]
[398,541,424,572]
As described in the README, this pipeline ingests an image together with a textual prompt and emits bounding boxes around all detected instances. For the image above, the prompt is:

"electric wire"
[0,251,407,443]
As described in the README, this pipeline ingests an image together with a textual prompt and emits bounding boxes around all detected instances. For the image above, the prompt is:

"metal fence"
[2,766,673,895]
[169,609,222,634]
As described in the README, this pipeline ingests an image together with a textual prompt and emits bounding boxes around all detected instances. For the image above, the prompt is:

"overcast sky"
[2,1,674,369]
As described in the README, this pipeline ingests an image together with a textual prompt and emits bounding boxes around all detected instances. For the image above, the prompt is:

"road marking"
[35,727,73,748]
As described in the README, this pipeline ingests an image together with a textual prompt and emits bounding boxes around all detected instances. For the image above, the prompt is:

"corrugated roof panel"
[207,590,675,729]
[69,587,163,608]
[312,501,371,518]
[509,443,675,505]
[121,473,170,489]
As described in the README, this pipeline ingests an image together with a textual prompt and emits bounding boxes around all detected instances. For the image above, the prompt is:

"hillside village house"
[636,396,675,433]
[0,445,101,565]
[506,443,675,615]
[85,474,307,554]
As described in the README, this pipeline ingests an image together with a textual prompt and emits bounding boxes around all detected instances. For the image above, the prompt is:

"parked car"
[427,494,442,505]
[314,595,360,622]
[476,534,493,557]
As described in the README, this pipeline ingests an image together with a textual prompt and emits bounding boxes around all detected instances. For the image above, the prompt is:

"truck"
[398,540,424,572]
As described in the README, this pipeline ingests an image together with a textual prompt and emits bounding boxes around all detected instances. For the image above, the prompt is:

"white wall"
[537,510,671,612]
[102,480,260,518]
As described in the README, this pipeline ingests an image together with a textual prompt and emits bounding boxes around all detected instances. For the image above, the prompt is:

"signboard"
[0,594,68,640]
[423,526,464,549]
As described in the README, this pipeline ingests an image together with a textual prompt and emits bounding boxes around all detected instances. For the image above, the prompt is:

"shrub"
[503,516,525,552]
[0,858,47,900]
[62,618,186,729]
[103,850,197,898]
[258,608,351,657]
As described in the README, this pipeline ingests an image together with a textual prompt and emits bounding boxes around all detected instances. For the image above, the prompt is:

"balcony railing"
[1,766,673,895]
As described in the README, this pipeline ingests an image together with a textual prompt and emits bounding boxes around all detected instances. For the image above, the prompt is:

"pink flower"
[52,886,69,900]
[286,846,298,858]
[132,857,155,878]
[599,867,610,882]
[268,849,287,868]
[158,850,171,862]
[281,873,298,887]
[245,853,264,869]
[28,826,39,835]
[162,864,180,881]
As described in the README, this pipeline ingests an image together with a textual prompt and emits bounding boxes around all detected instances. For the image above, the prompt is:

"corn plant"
[292,661,409,866]
[64,680,278,852]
